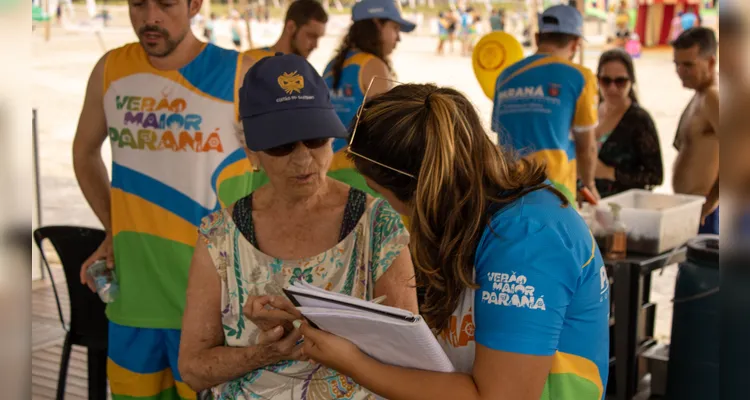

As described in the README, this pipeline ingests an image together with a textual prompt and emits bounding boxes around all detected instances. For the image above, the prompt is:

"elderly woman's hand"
[256,323,308,363]
[244,295,303,334]
[298,321,365,375]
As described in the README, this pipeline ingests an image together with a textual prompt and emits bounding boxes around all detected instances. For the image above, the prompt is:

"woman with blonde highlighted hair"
[296,83,611,400]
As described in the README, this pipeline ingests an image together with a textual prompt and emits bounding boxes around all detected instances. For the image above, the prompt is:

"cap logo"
[278,71,304,95]
[368,7,384,13]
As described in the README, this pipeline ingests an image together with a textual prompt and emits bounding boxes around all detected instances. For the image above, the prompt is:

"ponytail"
[349,84,552,332]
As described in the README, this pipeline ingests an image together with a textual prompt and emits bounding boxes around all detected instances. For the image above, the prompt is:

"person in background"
[490,8,504,32]
[437,11,451,54]
[681,8,699,31]
[72,0,259,397]
[491,5,600,206]
[322,0,416,195]
[204,13,216,44]
[294,83,610,400]
[178,53,417,399]
[245,0,328,68]
[230,9,242,50]
[467,9,481,53]
[595,48,663,198]
[459,6,474,56]
[241,0,329,192]
[446,8,458,52]
[671,27,719,234]
[669,4,685,43]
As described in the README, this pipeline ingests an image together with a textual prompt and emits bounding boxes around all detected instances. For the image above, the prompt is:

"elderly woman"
[177,53,417,399]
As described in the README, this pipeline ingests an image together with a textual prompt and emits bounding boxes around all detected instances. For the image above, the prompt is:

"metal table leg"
[614,261,639,400]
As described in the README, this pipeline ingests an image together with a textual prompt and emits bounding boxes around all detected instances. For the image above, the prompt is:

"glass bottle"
[606,203,627,260]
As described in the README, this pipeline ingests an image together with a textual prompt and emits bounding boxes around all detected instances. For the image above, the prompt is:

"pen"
[371,295,387,304]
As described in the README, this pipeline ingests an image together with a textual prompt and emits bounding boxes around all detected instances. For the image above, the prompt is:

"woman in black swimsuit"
[594,48,663,198]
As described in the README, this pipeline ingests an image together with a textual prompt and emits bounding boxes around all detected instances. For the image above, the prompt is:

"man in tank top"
[72,0,258,397]
[245,0,328,63]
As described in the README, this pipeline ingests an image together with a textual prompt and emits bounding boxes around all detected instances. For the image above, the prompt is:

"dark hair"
[330,19,391,90]
[284,0,328,27]
[671,27,717,57]
[597,48,639,103]
[348,83,565,332]
[537,32,579,48]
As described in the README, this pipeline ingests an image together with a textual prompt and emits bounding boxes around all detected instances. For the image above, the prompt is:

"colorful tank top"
[102,42,253,329]
[199,189,409,399]
[322,51,379,196]
[245,46,275,62]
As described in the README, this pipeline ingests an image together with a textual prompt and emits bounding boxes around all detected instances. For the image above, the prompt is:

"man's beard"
[139,25,186,58]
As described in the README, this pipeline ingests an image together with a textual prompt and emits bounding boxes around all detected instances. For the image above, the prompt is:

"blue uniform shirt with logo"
[475,188,609,398]
[491,54,598,203]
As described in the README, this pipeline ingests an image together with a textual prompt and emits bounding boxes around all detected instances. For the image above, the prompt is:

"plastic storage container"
[594,189,704,255]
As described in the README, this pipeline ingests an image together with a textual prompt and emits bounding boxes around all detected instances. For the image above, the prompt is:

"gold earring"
[252,165,260,172]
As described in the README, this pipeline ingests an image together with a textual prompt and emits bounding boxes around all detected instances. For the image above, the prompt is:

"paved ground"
[32,15,689,343]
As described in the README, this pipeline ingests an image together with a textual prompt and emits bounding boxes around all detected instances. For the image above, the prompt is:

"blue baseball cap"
[352,0,416,33]
[239,53,347,152]
[539,5,584,37]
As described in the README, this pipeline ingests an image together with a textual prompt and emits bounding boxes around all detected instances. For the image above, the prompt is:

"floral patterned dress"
[198,188,409,399]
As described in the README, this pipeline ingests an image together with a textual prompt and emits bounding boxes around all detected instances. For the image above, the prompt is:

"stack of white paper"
[284,281,455,373]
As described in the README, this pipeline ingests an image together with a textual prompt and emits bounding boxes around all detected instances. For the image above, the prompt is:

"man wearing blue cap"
[491,5,599,207]
[322,0,416,197]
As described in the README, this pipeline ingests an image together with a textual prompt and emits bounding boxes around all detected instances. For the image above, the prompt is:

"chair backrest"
[33,226,108,346]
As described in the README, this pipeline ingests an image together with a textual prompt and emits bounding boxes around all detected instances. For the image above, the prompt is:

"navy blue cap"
[352,0,416,33]
[239,53,347,152]
[539,5,584,37]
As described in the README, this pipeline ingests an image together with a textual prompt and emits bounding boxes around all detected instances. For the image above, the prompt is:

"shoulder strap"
[339,188,368,241]
[232,194,256,246]
[232,189,368,247]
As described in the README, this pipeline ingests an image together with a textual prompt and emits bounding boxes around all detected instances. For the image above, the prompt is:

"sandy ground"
[32,16,691,341]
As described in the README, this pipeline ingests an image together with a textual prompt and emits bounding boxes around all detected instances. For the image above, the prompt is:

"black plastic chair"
[33,226,109,400]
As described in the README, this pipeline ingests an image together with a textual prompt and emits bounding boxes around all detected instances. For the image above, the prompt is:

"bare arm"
[360,57,392,99]
[72,53,112,232]
[301,330,553,400]
[178,238,303,391]
[351,345,551,400]
[374,248,419,314]
[701,87,721,218]
[573,69,600,196]
[575,128,598,190]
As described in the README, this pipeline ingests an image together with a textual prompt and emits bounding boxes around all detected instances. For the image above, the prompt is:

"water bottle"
[86,259,119,303]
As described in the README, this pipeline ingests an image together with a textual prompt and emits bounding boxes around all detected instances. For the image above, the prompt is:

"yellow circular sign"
[476,40,507,71]
[472,32,524,99]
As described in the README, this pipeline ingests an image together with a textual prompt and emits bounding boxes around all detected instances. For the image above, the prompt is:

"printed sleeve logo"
[481,272,546,310]
[600,265,610,303]
[278,71,304,95]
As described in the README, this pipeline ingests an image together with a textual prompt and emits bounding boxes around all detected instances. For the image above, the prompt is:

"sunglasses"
[598,76,630,88]
[347,76,416,179]
[263,138,330,157]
